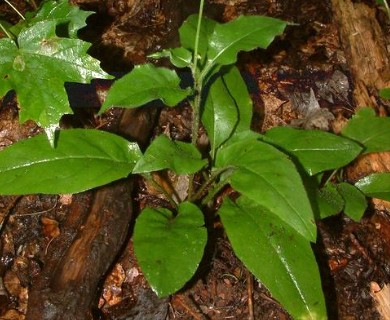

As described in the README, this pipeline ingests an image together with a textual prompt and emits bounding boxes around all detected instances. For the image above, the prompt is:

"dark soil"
[1,0,390,319]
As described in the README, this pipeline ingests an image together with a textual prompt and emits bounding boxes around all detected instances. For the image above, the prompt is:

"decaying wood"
[331,0,390,211]
[331,0,390,108]
[370,282,390,320]
[26,181,133,320]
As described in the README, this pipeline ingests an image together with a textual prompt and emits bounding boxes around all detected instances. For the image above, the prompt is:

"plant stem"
[4,0,25,21]
[0,21,13,39]
[188,0,205,199]
[190,167,231,202]
[383,0,390,20]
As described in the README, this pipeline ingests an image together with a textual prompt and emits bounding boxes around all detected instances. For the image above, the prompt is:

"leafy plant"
[0,0,112,144]
[1,1,390,319]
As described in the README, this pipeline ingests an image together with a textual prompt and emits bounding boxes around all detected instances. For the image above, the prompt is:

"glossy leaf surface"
[355,173,390,201]
[25,0,93,38]
[101,64,191,112]
[337,182,367,221]
[342,108,390,153]
[0,18,111,143]
[0,129,141,194]
[149,47,193,68]
[133,202,206,297]
[205,16,287,74]
[202,66,252,158]
[133,135,207,174]
[219,196,326,320]
[265,126,363,175]
[216,134,316,241]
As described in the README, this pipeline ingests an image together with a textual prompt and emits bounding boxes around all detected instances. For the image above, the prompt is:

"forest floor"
[0,0,390,319]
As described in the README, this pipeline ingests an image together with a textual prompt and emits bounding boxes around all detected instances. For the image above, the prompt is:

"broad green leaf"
[0,20,112,144]
[133,202,206,297]
[25,0,93,38]
[342,108,390,153]
[219,197,326,320]
[215,134,316,241]
[379,88,390,99]
[202,66,252,159]
[265,126,363,175]
[204,16,287,75]
[316,184,344,219]
[101,64,191,112]
[355,173,390,201]
[337,182,367,221]
[149,47,193,68]
[179,15,217,67]
[133,134,207,174]
[0,129,141,195]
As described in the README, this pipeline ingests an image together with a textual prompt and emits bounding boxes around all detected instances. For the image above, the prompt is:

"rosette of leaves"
[1,2,390,318]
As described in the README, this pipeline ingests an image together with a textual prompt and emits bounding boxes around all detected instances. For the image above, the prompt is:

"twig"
[247,270,254,320]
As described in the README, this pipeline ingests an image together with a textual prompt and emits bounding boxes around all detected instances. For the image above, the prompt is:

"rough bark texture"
[331,0,390,108]
[26,181,133,320]
[332,0,390,212]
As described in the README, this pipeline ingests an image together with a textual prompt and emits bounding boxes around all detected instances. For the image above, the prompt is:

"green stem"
[4,0,25,21]
[188,0,205,199]
[190,167,231,202]
[383,0,390,20]
[201,179,230,206]
[0,21,13,39]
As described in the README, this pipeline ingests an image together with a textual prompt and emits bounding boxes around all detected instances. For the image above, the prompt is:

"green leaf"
[202,66,252,159]
[0,129,141,195]
[355,173,390,201]
[337,182,367,221]
[0,20,112,144]
[379,88,390,99]
[342,108,390,153]
[265,126,363,175]
[133,202,207,297]
[316,184,344,219]
[101,64,191,112]
[149,47,193,68]
[204,16,287,75]
[219,196,326,320]
[215,134,316,241]
[179,15,217,66]
[133,134,207,174]
[25,0,93,38]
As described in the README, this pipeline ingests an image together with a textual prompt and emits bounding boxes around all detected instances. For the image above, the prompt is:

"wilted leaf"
[133,202,206,297]
[219,196,326,320]
[0,129,141,194]
[265,126,363,175]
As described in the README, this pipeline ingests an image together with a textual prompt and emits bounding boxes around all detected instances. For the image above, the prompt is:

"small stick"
[247,270,254,320]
